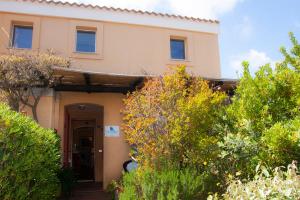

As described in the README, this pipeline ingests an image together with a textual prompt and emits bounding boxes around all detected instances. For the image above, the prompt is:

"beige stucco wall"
[0,12,221,78]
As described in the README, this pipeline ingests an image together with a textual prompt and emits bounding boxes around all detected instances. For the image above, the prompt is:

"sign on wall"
[104,126,120,137]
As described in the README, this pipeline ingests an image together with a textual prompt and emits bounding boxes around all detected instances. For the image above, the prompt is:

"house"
[0,0,231,189]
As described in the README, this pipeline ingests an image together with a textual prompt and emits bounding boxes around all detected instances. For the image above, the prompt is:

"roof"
[0,0,219,33]
[19,0,219,24]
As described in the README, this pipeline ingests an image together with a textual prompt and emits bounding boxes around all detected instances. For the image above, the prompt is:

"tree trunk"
[29,88,42,123]
[32,104,39,122]
[7,95,19,111]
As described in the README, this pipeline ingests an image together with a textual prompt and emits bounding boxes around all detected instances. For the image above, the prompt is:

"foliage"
[0,50,70,121]
[106,180,120,200]
[221,162,300,200]
[227,61,299,137]
[57,167,76,198]
[217,132,259,178]
[281,32,300,72]
[218,32,300,177]
[119,167,217,200]
[0,104,61,200]
[261,117,300,167]
[122,65,226,167]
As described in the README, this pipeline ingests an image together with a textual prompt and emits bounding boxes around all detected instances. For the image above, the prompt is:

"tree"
[281,32,300,72]
[218,32,300,177]
[122,66,226,168]
[0,51,70,122]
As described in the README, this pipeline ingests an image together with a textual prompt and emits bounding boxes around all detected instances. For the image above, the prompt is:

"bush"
[0,104,61,200]
[217,33,300,177]
[260,117,300,167]
[218,132,259,178]
[122,66,226,167]
[221,162,300,200]
[119,167,217,200]
[58,167,76,198]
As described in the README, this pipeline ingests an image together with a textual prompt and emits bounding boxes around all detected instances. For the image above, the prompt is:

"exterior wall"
[0,12,221,78]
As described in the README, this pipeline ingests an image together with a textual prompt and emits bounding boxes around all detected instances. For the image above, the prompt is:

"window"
[76,30,96,53]
[170,39,185,60]
[12,25,33,49]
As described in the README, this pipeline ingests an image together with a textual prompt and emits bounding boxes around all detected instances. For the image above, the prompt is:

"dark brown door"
[72,127,95,180]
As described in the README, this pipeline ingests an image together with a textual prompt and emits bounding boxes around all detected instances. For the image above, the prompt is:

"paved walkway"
[59,182,113,200]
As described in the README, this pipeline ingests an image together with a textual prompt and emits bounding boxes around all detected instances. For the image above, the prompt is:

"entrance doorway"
[64,104,104,183]
[72,123,95,181]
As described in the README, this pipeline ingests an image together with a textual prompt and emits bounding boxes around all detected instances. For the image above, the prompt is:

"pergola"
[53,67,145,94]
[53,67,237,95]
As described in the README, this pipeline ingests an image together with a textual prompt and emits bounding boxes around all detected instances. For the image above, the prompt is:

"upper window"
[76,30,96,53]
[170,39,185,60]
[12,25,33,49]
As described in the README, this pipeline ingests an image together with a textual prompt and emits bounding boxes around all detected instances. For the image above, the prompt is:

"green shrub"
[119,171,139,200]
[217,33,300,178]
[260,117,300,167]
[217,132,259,179]
[58,167,76,198]
[0,104,61,200]
[119,167,218,200]
[222,162,300,200]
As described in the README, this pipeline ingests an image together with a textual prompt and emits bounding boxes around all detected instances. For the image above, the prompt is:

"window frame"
[170,38,186,60]
[11,24,33,49]
[75,29,97,54]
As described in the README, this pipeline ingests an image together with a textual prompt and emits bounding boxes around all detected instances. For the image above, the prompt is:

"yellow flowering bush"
[122,66,226,167]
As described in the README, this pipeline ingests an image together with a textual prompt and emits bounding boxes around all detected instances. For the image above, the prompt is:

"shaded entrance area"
[58,182,112,200]
[68,182,112,200]
[64,103,104,183]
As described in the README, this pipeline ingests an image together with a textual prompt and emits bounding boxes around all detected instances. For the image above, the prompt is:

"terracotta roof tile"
[17,0,219,24]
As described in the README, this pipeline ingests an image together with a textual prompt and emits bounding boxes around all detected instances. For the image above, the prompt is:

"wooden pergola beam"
[54,84,133,94]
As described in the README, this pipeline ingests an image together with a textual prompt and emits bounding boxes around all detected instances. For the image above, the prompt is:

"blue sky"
[67,0,300,78]
[219,0,300,78]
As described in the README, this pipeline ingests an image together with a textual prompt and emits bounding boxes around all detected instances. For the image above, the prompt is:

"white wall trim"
[0,1,219,34]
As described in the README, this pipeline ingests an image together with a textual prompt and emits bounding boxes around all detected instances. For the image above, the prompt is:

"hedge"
[0,104,61,200]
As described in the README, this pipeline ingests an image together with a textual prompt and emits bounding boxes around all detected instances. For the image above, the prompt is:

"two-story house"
[0,0,229,188]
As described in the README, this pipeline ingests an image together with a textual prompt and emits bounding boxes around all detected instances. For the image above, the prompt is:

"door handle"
[98,149,103,153]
